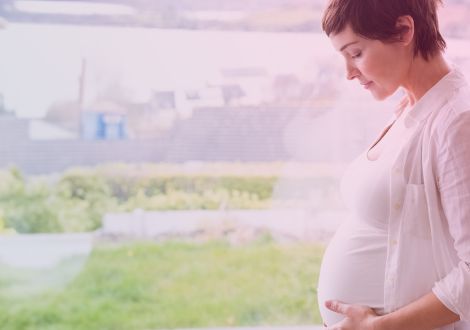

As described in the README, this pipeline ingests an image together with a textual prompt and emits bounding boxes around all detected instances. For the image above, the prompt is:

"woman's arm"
[324,292,459,330]
[430,110,470,321]
[375,292,459,330]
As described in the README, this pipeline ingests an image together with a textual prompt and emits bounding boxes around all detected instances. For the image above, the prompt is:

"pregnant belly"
[317,220,388,326]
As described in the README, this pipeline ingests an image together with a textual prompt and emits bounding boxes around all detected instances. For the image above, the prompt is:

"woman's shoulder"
[430,85,470,142]
[450,84,470,116]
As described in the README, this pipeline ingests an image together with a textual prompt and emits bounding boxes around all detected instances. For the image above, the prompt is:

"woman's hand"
[324,300,381,330]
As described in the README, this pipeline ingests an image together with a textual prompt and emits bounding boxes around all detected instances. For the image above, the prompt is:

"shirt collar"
[402,67,468,128]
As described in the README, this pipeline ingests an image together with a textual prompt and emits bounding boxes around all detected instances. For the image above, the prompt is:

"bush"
[119,189,269,211]
[0,169,114,233]
[2,179,63,233]
[61,166,279,211]
[101,175,276,202]
[57,170,117,230]
[0,164,339,233]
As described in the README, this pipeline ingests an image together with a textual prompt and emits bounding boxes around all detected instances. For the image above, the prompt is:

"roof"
[29,120,77,140]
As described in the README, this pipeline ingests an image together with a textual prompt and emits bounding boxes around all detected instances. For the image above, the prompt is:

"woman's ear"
[395,15,414,45]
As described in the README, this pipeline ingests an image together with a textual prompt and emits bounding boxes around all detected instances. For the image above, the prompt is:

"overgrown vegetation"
[0,240,325,330]
[0,164,340,233]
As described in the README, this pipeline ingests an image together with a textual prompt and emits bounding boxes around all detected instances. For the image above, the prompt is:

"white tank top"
[317,109,413,326]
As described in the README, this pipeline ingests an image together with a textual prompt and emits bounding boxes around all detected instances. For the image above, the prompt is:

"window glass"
[0,1,469,329]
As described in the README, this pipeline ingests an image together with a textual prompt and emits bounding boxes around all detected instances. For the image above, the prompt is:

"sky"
[0,23,331,118]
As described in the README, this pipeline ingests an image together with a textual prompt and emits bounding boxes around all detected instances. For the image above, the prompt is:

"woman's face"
[329,24,411,100]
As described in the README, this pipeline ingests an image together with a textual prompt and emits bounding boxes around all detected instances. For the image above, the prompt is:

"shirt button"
[394,202,401,210]
[391,239,398,246]
[393,167,401,175]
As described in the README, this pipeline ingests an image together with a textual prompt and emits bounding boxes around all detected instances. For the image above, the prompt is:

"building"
[81,101,127,140]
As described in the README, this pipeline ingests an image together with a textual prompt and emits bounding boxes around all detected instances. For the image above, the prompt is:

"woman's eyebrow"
[340,41,359,52]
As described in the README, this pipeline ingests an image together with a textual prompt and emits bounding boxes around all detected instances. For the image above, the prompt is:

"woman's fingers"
[325,300,351,316]
[323,302,379,330]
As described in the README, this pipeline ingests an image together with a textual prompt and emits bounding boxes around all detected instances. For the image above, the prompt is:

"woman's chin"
[370,88,392,101]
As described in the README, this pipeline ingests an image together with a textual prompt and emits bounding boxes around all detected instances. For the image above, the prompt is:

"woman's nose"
[346,62,360,80]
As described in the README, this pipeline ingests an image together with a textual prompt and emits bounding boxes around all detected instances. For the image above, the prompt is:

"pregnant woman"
[316,1,470,329]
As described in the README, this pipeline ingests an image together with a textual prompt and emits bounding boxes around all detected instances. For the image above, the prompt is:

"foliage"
[0,164,339,233]
[0,169,110,233]
[0,209,15,234]
[0,169,61,233]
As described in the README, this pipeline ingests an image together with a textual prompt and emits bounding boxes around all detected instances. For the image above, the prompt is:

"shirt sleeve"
[431,110,470,322]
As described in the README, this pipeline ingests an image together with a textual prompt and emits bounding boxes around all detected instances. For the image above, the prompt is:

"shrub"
[0,164,340,233]
[2,180,63,233]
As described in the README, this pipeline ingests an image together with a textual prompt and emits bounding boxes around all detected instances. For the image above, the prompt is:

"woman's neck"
[402,53,451,106]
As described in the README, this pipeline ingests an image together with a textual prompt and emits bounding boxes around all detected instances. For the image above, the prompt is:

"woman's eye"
[351,52,362,59]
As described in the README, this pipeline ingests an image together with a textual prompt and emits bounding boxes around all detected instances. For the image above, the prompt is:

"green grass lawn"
[0,239,324,330]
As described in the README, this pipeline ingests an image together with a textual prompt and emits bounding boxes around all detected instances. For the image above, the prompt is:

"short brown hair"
[322,0,446,60]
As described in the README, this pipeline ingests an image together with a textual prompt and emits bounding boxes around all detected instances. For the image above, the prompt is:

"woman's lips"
[361,81,373,89]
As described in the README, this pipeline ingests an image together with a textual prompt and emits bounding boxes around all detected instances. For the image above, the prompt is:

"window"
[0,1,469,329]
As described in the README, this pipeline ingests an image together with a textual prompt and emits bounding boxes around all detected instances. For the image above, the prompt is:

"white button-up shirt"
[385,68,470,329]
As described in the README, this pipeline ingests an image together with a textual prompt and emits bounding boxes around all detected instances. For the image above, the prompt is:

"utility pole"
[78,57,87,138]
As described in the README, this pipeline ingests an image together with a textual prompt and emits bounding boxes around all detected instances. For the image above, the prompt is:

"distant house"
[124,91,180,139]
[150,91,176,110]
[81,101,127,140]
[29,120,77,140]
[184,86,225,109]
[125,88,228,139]
[218,67,271,105]
[220,84,246,106]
